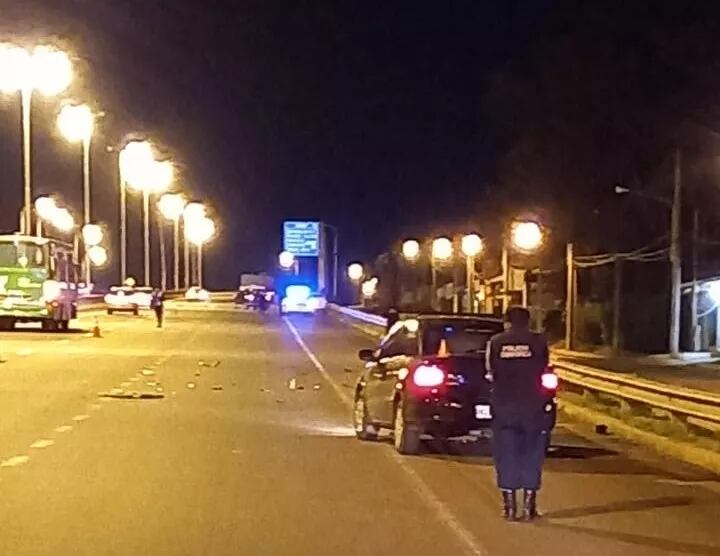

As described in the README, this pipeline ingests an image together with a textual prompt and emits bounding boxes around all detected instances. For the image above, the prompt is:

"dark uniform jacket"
[487,328,549,422]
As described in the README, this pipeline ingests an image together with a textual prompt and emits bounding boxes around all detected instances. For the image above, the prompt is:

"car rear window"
[421,320,503,356]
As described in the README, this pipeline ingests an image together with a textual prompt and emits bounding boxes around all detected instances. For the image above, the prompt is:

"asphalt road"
[0,302,717,555]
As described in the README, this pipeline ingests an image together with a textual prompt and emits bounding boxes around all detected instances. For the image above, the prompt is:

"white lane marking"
[30,439,54,449]
[72,414,90,422]
[54,425,73,433]
[17,348,33,356]
[120,381,131,388]
[129,376,140,382]
[1,455,29,467]
[88,403,103,411]
[283,317,488,556]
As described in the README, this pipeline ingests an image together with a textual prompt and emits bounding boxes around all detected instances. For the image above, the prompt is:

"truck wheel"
[133,306,139,316]
[353,395,378,441]
[393,400,421,455]
[0,317,14,331]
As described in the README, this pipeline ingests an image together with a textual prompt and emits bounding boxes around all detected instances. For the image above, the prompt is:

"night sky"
[0,1,549,287]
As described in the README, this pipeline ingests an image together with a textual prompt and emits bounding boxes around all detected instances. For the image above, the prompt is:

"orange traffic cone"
[92,318,102,338]
[438,338,450,357]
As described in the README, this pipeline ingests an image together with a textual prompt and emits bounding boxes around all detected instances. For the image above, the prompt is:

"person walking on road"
[150,289,165,328]
[486,306,550,521]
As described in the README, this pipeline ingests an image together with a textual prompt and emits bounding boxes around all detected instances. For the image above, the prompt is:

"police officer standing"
[150,288,165,328]
[486,306,550,521]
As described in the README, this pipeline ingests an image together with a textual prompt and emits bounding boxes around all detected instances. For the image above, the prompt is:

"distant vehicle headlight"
[42,280,61,302]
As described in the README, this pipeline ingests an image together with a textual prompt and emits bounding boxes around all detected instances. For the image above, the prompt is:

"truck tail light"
[541,370,559,391]
[412,364,446,387]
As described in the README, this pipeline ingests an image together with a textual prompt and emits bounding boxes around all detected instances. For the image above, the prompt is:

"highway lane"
[0,304,715,555]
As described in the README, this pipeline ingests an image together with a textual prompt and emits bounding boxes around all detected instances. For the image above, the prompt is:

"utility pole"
[669,148,682,357]
[690,209,699,351]
[612,256,623,355]
[565,242,576,350]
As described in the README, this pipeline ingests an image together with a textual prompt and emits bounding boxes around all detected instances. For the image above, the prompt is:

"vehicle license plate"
[475,405,492,420]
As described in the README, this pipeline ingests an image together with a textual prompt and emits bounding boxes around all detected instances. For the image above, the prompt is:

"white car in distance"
[185,287,210,302]
[105,286,153,315]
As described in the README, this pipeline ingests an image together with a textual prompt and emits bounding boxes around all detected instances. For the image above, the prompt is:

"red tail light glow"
[412,364,445,387]
[541,372,559,390]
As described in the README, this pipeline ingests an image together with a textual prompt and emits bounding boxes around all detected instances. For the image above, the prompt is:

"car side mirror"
[358,349,376,362]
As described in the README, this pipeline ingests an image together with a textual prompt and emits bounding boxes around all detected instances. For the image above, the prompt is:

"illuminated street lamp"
[186,216,215,288]
[511,221,543,252]
[182,202,206,289]
[347,262,364,282]
[118,140,155,282]
[429,237,453,310]
[52,208,75,233]
[278,250,296,270]
[402,239,420,261]
[461,234,483,313]
[502,220,544,311]
[34,196,57,235]
[58,102,96,284]
[0,43,73,234]
[361,277,378,298]
[159,193,186,290]
[81,223,103,247]
[58,103,94,226]
[126,154,174,286]
[88,245,108,267]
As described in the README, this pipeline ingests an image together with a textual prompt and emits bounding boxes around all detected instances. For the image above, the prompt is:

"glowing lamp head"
[461,234,483,257]
[183,202,206,223]
[34,196,57,220]
[347,262,364,282]
[361,278,377,298]
[82,224,103,247]
[402,239,420,261]
[31,45,73,96]
[0,44,31,92]
[57,103,94,143]
[148,159,174,193]
[88,245,108,267]
[511,221,543,252]
[53,208,75,232]
[158,193,186,221]
[120,140,155,191]
[278,251,295,269]
[432,237,453,261]
[186,216,216,246]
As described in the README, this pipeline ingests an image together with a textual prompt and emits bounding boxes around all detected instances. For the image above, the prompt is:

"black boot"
[522,489,539,521]
[501,489,517,521]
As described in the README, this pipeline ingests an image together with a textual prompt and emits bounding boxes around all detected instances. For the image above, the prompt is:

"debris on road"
[186,382,197,390]
[275,399,285,404]
[198,359,221,368]
[313,384,321,390]
[260,387,270,393]
[344,368,353,373]
[98,391,165,400]
[195,370,201,377]
[595,424,609,435]
[146,381,158,387]
[212,384,224,391]
[141,369,155,376]
[288,378,297,390]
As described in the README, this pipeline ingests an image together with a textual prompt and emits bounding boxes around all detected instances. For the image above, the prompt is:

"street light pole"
[21,87,32,234]
[174,218,180,290]
[184,226,190,289]
[120,173,127,283]
[198,242,203,289]
[82,135,92,285]
[158,215,167,291]
[501,246,509,313]
[669,148,682,357]
[143,190,150,285]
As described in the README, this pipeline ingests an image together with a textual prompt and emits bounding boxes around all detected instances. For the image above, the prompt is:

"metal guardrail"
[328,304,720,433]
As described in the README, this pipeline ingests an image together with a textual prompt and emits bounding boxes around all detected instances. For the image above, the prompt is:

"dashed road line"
[1,455,29,468]
[30,439,54,449]
[54,425,73,433]
[71,414,90,422]
[283,317,488,556]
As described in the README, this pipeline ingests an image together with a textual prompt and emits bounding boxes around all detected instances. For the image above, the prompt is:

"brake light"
[541,372,558,390]
[413,364,445,387]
